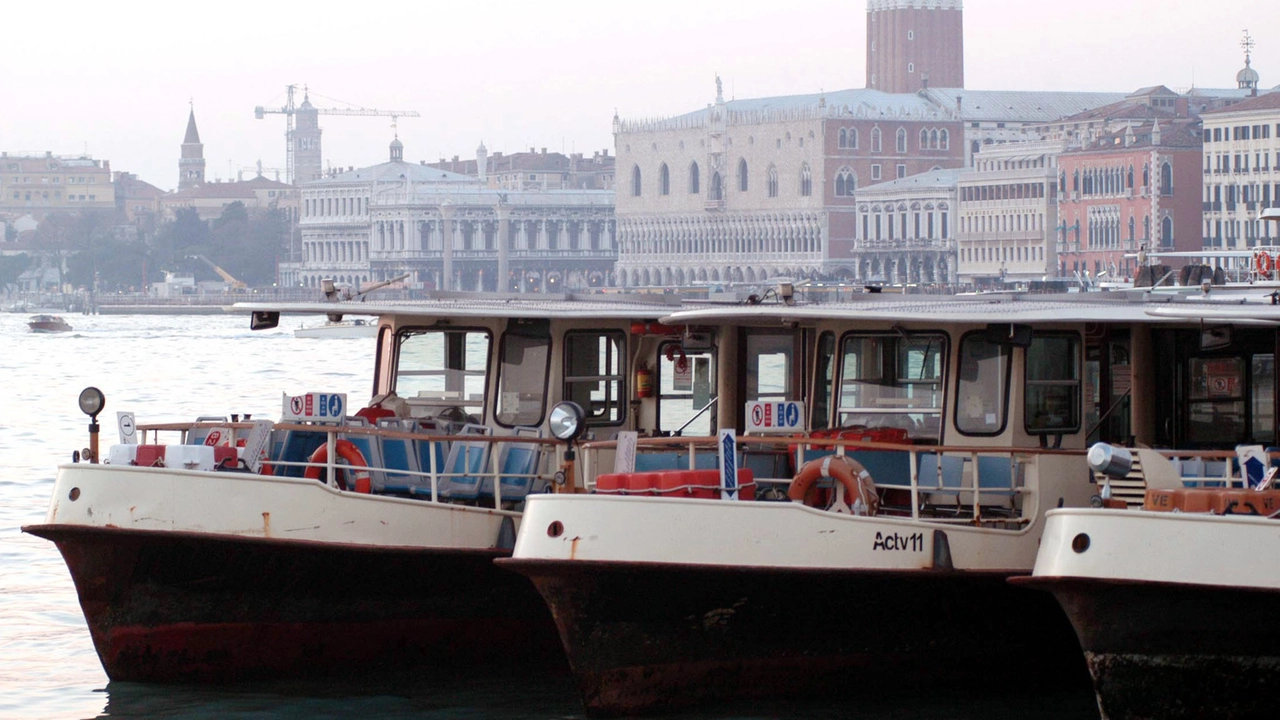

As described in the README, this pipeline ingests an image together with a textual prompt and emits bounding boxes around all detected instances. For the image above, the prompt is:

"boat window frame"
[494,324,554,429]
[562,328,628,428]
[953,329,1013,438]
[834,329,949,442]
[655,338,717,436]
[392,326,494,422]
[810,330,837,432]
[1024,331,1083,435]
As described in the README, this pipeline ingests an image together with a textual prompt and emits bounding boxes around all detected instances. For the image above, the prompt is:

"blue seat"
[846,450,912,487]
[635,452,684,471]
[439,423,492,500]
[916,452,965,490]
[481,428,544,502]
[271,430,328,477]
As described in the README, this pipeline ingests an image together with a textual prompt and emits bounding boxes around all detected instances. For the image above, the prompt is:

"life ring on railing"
[789,456,878,515]
[1257,251,1274,276]
[303,440,372,493]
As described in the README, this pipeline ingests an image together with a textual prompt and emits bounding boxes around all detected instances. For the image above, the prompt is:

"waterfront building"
[1200,92,1280,250]
[160,175,297,222]
[428,145,615,191]
[955,140,1061,286]
[113,172,166,224]
[288,138,615,292]
[0,152,116,217]
[853,167,959,284]
[1057,119,1203,279]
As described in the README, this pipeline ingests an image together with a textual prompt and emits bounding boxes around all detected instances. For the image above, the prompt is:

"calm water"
[0,312,1100,720]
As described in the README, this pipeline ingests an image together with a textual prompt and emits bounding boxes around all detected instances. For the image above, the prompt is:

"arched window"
[710,172,723,201]
[1161,216,1174,248]
[738,158,749,192]
[631,165,642,197]
[659,163,670,196]
[835,167,856,197]
[689,162,700,194]
[839,128,848,148]
[1143,163,1150,188]
[1128,216,1136,241]
[1143,215,1151,240]
[848,128,858,149]
[1160,162,1173,195]
[767,165,779,198]
[871,127,882,153]
[920,129,929,149]
[799,163,812,197]
[940,129,949,149]
[896,127,907,153]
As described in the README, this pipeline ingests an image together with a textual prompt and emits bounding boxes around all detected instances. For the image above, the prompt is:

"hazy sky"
[2,0,1277,192]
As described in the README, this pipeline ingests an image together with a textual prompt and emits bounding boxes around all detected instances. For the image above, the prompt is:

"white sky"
[2,0,1277,192]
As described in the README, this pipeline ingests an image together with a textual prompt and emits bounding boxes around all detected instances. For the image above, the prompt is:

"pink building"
[1056,120,1203,280]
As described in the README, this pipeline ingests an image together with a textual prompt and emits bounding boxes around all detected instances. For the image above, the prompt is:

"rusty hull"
[501,558,1089,717]
[24,524,564,683]
[1017,576,1280,719]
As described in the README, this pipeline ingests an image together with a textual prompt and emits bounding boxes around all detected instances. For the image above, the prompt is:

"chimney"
[541,147,547,154]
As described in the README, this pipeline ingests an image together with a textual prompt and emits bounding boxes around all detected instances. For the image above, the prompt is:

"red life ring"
[789,455,878,515]
[1256,251,1274,276]
[303,440,372,493]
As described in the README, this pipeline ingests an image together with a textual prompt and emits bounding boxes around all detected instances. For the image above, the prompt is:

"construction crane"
[188,255,247,291]
[254,85,420,184]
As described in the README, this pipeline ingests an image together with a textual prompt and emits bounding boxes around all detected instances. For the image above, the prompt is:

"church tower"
[293,91,323,184]
[178,106,206,191]
[866,0,964,94]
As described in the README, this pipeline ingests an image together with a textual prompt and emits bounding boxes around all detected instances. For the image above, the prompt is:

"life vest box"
[135,445,167,468]
[163,445,238,472]
[655,469,755,500]
[1145,488,1280,515]
[595,474,625,494]
[108,445,138,466]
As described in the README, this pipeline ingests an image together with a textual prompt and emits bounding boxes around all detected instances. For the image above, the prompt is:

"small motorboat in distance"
[28,314,72,333]
[294,318,378,339]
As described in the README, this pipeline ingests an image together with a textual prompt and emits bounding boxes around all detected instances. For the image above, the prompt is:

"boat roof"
[232,292,701,321]
[662,291,1280,326]
[236,289,1280,327]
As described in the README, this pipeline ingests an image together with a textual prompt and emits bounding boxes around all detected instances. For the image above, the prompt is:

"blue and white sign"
[744,400,806,434]
[718,429,738,501]
[282,392,347,422]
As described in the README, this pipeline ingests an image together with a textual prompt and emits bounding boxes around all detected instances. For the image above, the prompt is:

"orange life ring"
[789,455,878,515]
[1256,251,1274,276]
[303,440,372,493]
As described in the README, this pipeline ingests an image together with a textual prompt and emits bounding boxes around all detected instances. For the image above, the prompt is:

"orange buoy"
[303,440,372,493]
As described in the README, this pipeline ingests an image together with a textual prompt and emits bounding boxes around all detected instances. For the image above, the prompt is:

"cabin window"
[837,332,946,442]
[657,340,716,436]
[563,330,626,426]
[1185,356,1268,445]
[496,328,552,427]
[810,331,837,431]
[745,332,794,403]
[394,329,491,422]
[1025,334,1081,434]
[955,333,1011,436]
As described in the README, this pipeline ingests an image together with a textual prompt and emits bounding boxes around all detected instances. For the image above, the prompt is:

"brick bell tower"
[866,0,964,93]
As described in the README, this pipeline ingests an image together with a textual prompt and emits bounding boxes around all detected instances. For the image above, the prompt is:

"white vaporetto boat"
[501,288,1280,716]
[22,292,696,684]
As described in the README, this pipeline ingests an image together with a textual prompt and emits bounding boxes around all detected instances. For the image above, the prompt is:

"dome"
[1238,62,1260,89]
[389,137,404,162]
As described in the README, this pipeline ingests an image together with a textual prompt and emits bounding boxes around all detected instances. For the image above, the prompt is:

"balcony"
[703,199,725,212]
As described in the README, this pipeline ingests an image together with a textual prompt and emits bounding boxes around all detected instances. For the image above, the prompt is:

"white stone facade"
[853,168,958,284]
[955,140,1061,285]
[289,141,615,292]
[1200,99,1280,249]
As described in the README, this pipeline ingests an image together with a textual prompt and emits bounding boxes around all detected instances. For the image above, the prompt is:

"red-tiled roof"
[1202,91,1280,115]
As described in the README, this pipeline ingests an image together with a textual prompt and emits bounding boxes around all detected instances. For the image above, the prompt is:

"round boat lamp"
[549,401,586,443]
[78,387,105,419]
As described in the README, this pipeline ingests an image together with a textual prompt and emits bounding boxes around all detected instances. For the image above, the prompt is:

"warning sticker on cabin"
[282,392,346,422]
[744,401,805,434]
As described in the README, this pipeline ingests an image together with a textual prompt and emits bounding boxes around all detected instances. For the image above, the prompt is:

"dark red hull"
[23,524,564,684]
[1015,576,1280,719]
[500,559,1089,717]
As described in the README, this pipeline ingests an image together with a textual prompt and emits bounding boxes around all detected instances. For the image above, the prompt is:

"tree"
[0,253,31,293]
